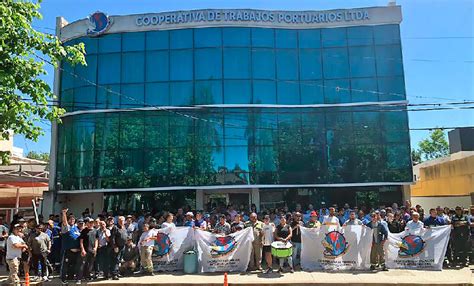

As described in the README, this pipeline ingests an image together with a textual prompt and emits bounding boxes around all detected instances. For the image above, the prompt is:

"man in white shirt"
[261,215,275,274]
[6,224,28,285]
[322,207,341,232]
[138,223,156,276]
[405,212,424,235]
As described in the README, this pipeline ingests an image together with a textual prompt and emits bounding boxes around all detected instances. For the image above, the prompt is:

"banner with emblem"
[300,225,373,271]
[385,225,451,270]
[152,226,195,272]
[195,227,254,273]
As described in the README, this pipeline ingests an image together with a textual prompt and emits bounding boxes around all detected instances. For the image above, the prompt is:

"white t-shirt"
[6,234,24,259]
[161,222,176,230]
[405,220,424,235]
[262,223,275,246]
[322,215,341,232]
[139,229,157,247]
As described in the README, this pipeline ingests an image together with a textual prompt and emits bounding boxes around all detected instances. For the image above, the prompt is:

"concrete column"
[196,190,204,211]
[251,188,260,212]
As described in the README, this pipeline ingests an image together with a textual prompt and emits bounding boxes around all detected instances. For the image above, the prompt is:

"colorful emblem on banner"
[87,11,112,36]
[153,232,172,257]
[397,235,425,257]
[321,231,349,258]
[210,236,237,257]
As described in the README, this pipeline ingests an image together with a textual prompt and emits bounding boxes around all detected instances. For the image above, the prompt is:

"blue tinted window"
[351,78,378,102]
[146,51,169,82]
[349,46,376,77]
[252,28,274,48]
[195,48,222,80]
[145,83,169,106]
[374,25,400,45]
[298,30,321,48]
[170,81,193,105]
[375,45,403,76]
[223,28,250,47]
[223,48,250,79]
[96,84,120,109]
[170,50,193,80]
[195,80,223,104]
[253,80,276,104]
[383,110,408,130]
[323,48,349,79]
[61,61,75,91]
[224,113,250,146]
[75,55,97,87]
[224,80,251,104]
[146,31,169,50]
[276,30,297,48]
[98,53,121,84]
[322,28,347,48]
[121,84,145,107]
[77,37,98,54]
[98,34,121,53]
[122,52,145,83]
[299,49,322,80]
[170,29,193,49]
[194,28,221,48]
[122,32,145,51]
[324,79,350,103]
[301,81,324,104]
[277,82,300,104]
[347,26,373,46]
[225,147,250,173]
[252,49,275,79]
[276,50,298,80]
[74,86,96,110]
[378,77,405,101]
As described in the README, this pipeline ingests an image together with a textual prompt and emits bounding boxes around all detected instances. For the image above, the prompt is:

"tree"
[0,0,85,164]
[26,151,49,162]
[412,129,449,162]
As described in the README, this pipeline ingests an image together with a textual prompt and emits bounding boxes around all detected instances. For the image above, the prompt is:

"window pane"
[277,82,300,104]
[252,28,274,48]
[223,28,250,47]
[98,54,121,84]
[322,48,349,79]
[61,89,74,112]
[170,29,193,49]
[146,31,169,50]
[275,30,297,48]
[301,81,324,104]
[145,83,169,106]
[75,55,97,87]
[170,50,193,80]
[74,86,96,110]
[144,149,169,176]
[145,113,169,148]
[375,45,403,76]
[61,61,75,91]
[120,114,144,148]
[322,28,347,48]
[170,81,193,105]
[276,50,298,80]
[74,151,94,178]
[121,84,145,108]
[224,80,251,104]
[378,77,406,101]
[122,32,145,51]
[351,78,378,102]
[97,84,120,109]
[195,48,222,80]
[196,113,223,147]
[374,25,400,45]
[77,37,98,54]
[349,46,376,77]
[146,51,169,82]
[195,80,223,104]
[299,29,321,48]
[382,110,408,130]
[386,144,410,169]
[98,34,121,53]
[347,26,373,46]
[324,79,350,103]
[72,115,95,151]
[122,52,145,83]
[194,28,221,48]
[225,146,250,173]
[223,48,250,79]
[95,114,119,150]
[299,49,322,80]
[196,147,224,174]
[252,49,275,79]
[253,80,276,104]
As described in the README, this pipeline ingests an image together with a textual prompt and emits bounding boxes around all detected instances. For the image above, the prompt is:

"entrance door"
[228,193,250,210]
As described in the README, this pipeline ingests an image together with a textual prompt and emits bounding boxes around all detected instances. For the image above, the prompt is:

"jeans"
[60,250,81,281]
[292,242,301,266]
[279,256,293,269]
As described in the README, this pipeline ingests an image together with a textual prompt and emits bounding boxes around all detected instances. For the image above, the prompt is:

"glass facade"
[56,25,412,191]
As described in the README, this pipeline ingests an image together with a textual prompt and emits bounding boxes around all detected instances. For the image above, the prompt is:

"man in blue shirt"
[424,208,446,227]
[60,208,81,284]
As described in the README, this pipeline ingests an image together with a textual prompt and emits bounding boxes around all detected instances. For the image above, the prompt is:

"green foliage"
[412,129,449,162]
[26,150,49,162]
[0,0,85,164]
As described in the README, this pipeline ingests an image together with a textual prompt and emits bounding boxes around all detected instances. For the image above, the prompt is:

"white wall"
[56,193,104,217]
[411,196,472,210]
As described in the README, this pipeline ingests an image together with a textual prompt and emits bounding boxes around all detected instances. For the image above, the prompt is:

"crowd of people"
[0,201,472,285]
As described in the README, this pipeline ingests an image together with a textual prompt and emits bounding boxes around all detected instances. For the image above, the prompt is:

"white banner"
[385,225,451,270]
[195,227,254,273]
[152,226,194,271]
[301,225,373,271]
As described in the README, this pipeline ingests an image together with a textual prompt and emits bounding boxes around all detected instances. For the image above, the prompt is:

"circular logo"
[153,232,172,257]
[210,236,237,257]
[398,235,425,257]
[87,12,112,36]
[321,231,349,258]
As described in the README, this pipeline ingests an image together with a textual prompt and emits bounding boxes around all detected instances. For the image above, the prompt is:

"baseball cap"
[185,212,194,217]
[310,211,318,217]
[84,217,92,223]
[77,218,84,223]
[13,223,22,228]
[18,218,26,223]
[106,216,114,221]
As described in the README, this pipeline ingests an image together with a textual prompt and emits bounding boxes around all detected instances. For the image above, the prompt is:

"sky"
[14,0,474,154]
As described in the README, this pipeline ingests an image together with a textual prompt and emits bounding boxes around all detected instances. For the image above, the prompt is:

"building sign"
[87,11,112,36]
[136,9,369,27]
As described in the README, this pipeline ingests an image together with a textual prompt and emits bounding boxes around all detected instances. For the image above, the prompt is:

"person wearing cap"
[214,215,231,235]
[60,208,81,284]
[343,210,363,226]
[405,212,424,235]
[6,224,28,285]
[27,222,51,282]
[245,213,264,271]
[305,211,321,228]
[78,217,98,281]
[366,211,388,271]
[262,215,275,273]
[183,212,195,227]
[120,236,138,276]
[451,206,470,267]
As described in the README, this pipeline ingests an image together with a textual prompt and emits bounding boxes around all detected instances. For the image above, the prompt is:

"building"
[44,5,413,215]
[411,128,474,209]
